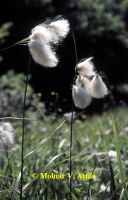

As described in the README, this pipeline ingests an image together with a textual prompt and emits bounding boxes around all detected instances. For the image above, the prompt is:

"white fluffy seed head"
[29,17,70,67]
[0,122,15,151]
[72,85,92,109]
[76,75,91,93]
[28,35,58,67]
[49,18,70,43]
[31,24,53,44]
[90,75,108,98]
[76,57,96,76]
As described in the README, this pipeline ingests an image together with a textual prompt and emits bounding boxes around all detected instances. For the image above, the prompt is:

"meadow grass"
[0,106,128,199]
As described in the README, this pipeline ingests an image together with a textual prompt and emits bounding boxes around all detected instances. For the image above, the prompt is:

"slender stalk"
[20,55,31,200]
[69,30,78,199]
[0,37,29,52]
[69,102,73,200]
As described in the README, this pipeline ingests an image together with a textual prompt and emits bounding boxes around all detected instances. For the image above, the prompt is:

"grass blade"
[111,114,128,199]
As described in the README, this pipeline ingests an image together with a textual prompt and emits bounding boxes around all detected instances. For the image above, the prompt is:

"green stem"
[20,55,31,200]
[69,30,78,199]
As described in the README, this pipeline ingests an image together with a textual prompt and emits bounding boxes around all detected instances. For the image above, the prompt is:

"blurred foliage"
[0,70,45,118]
[12,0,52,6]
[116,84,128,95]
[26,0,53,5]
[1,0,128,49]
[2,0,128,45]
[0,22,12,45]
[62,0,128,44]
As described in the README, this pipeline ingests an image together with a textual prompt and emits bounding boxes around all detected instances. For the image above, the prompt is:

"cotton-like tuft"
[75,75,84,87]
[90,75,108,98]
[28,34,58,67]
[31,25,53,44]
[49,18,70,43]
[76,75,91,93]
[28,17,70,67]
[0,122,15,151]
[76,57,96,76]
[72,85,92,109]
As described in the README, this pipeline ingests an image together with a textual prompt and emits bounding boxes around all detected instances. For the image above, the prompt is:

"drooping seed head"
[72,85,92,109]
[28,36,58,67]
[28,17,70,67]
[90,74,108,98]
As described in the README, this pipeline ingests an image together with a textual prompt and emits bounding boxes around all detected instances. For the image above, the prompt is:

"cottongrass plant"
[70,57,108,198]
[20,16,70,200]
[0,15,70,199]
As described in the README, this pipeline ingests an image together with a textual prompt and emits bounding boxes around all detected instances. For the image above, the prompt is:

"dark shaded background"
[1,0,128,113]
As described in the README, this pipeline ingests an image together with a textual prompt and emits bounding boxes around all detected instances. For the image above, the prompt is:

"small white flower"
[49,18,70,43]
[0,122,15,151]
[90,75,108,98]
[108,150,117,160]
[99,184,110,193]
[28,34,58,67]
[72,85,91,109]
[76,57,96,76]
[99,184,107,192]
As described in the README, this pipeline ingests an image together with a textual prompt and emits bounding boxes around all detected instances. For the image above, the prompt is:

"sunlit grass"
[0,106,128,199]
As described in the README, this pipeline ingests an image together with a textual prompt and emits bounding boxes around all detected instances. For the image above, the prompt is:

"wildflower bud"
[72,85,92,109]
[76,57,96,76]
[90,75,108,98]
[0,122,15,151]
